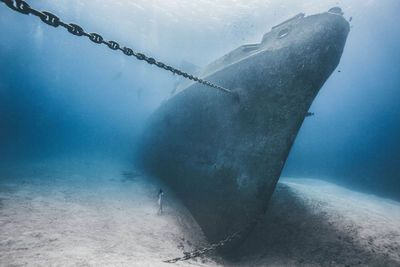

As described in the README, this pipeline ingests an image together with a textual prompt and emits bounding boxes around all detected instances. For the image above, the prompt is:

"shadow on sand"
[221,183,399,266]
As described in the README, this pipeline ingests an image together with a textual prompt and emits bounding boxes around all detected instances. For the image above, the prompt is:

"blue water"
[0,0,399,199]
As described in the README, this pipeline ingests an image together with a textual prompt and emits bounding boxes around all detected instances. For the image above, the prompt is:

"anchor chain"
[0,0,234,95]
[164,216,263,263]
[164,231,241,263]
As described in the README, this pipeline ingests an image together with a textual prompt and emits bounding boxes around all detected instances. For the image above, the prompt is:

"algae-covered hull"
[138,8,350,245]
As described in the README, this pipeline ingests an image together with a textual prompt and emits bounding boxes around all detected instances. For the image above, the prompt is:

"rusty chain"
[0,0,234,95]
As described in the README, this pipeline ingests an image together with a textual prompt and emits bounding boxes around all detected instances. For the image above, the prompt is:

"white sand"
[1,162,400,266]
[0,160,218,267]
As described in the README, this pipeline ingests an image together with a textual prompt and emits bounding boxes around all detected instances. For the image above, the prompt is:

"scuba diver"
[157,189,164,215]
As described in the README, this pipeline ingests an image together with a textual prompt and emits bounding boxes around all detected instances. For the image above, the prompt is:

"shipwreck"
[138,7,350,249]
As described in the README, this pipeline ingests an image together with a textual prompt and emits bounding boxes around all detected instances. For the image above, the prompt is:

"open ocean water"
[0,0,399,266]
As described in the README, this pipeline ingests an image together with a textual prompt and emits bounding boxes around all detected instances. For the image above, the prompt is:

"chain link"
[164,215,263,263]
[163,231,241,263]
[0,0,234,95]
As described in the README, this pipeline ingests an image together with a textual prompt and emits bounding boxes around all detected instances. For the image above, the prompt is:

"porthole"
[277,28,289,39]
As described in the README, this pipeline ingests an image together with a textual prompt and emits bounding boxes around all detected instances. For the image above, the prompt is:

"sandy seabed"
[0,160,399,266]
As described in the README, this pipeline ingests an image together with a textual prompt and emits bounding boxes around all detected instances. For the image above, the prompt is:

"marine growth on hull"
[138,7,350,249]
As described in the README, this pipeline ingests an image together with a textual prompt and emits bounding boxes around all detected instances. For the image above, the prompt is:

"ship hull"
[138,11,350,246]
